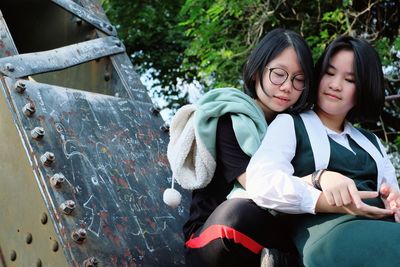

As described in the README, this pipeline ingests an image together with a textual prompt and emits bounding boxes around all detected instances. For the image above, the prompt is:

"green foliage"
[102,0,191,109]
[104,0,399,94]
[104,0,400,177]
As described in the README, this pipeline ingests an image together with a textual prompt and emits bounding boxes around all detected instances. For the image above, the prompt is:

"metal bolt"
[150,106,161,115]
[74,17,82,26]
[51,240,59,252]
[10,250,16,261]
[160,123,170,133]
[111,36,121,47]
[40,213,48,224]
[40,152,55,166]
[60,200,75,215]
[26,233,33,244]
[104,72,111,81]
[50,173,65,188]
[22,102,36,117]
[31,127,45,140]
[71,228,87,244]
[101,22,110,31]
[5,63,14,72]
[15,81,26,93]
[83,257,99,267]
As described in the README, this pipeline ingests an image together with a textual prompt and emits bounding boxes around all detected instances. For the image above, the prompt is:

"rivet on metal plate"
[74,17,82,26]
[104,72,111,81]
[31,127,45,140]
[71,228,87,244]
[83,257,99,267]
[14,81,26,93]
[50,173,65,188]
[150,106,161,115]
[5,63,14,72]
[40,152,55,167]
[160,123,170,133]
[22,102,36,117]
[60,200,76,215]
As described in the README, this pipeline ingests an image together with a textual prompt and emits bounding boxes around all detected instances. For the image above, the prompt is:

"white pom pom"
[163,188,182,208]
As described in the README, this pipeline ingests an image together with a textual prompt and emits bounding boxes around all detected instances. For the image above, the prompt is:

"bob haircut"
[243,28,314,113]
[315,36,385,123]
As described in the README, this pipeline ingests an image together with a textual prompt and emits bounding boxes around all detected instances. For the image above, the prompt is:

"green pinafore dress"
[284,115,400,267]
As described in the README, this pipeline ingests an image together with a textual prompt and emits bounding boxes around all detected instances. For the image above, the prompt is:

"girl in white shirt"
[246,36,400,267]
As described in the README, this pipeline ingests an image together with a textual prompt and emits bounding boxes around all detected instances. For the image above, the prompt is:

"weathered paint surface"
[0,36,125,78]
[2,77,189,266]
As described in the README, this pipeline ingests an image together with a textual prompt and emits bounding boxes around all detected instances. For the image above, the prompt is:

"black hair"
[315,36,384,122]
[243,28,315,112]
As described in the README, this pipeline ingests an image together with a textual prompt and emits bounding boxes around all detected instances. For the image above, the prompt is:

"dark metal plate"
[0,36,125,78]
[2,76,189,266]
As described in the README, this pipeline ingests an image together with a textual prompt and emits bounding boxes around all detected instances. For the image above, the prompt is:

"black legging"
[184,198,298,267]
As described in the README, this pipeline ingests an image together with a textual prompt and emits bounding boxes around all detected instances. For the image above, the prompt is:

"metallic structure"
[0,1,188,266]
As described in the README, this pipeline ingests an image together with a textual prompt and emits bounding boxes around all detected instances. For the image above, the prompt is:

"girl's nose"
[329,76,342,91]
[279,78,294,92]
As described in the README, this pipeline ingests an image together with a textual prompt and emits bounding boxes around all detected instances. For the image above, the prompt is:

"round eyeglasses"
[266,67,305,91]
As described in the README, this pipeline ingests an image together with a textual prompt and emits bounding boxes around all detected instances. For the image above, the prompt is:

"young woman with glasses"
[246,35,400,266]
[169,28,314,267]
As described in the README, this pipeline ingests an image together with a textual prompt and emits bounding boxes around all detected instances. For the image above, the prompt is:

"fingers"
[383,190,400,211]
[386,191,400,204]
[358,191,379,199]
[324,191,335,206]
[379,183,390,198]
[325,188,375,208]
[340,189,353,206]
[395,209,400,223]
[333,191,344,206]
[348,184,362,208]
[362,204,394,218]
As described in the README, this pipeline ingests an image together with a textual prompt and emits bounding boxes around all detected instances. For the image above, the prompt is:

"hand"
[380,183,400,222]
[341,191,394,219]
[395,209,400,223]
[319,171,365,208]
[316,190,393,219]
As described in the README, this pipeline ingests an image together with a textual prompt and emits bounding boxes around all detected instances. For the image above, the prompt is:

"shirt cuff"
[301,184,322,214]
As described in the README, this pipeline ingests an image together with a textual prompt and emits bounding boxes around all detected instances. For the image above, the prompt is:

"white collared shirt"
[325,124,355,154]
[246,113,398,214]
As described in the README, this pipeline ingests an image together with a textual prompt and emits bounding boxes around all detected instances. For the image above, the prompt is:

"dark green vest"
[290,114,381,192]
[283,115,399,267]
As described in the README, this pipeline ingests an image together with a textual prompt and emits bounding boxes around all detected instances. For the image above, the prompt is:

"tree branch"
[385,94,400,101]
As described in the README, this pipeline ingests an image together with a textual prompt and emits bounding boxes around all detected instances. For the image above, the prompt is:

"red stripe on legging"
[185,224,263,254]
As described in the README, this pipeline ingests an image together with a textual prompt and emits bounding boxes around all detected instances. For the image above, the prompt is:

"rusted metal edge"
[0,36,125,78]
[51,0,117,36]
[0,10,19,58]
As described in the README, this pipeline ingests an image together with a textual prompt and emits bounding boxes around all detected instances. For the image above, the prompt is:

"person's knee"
[186,239,259,267]
[207,198,253,227]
